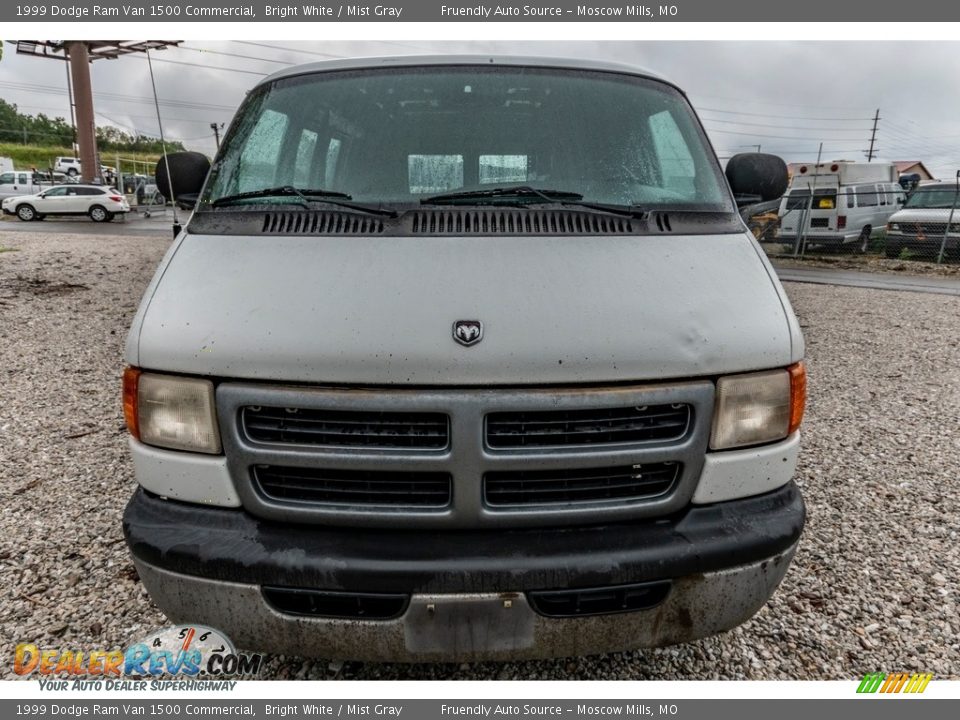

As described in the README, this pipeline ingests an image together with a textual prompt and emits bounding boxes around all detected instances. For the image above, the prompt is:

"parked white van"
[777,161,904,251]
[121,56,806,662]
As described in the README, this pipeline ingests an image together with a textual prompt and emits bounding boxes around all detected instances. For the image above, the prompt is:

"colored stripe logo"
[857,672,933,694]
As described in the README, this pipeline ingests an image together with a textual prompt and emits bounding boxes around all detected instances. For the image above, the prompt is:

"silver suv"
[53,156,81,177]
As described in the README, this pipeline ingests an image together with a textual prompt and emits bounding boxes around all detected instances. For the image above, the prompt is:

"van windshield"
[202,66,733,212]
[904,185,960,209]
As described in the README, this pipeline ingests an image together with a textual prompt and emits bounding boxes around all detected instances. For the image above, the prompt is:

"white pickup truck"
[0,170,45,201]
[121,55,806,662]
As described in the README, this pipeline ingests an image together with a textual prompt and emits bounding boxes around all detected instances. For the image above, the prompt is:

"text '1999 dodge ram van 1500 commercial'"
[121,56,806,662]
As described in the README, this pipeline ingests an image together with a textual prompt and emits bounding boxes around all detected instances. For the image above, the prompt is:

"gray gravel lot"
[1,231,957,680]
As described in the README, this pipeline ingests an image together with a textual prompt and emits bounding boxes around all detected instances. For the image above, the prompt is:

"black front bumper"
[123,482,805,594]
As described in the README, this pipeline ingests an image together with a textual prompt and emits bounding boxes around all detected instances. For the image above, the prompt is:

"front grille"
[484,462,680,507]
[486,404,690,448]
[528,580,671,618]
[219,381,713,528]
[243,406,449,450]
[254,466,452,508]
[263,587,408,620]
[899,222,956,237]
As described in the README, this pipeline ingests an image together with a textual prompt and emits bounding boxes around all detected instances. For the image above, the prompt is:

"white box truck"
[778,160,905,251]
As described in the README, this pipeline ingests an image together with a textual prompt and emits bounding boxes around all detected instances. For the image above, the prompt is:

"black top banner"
[2,0,953,22]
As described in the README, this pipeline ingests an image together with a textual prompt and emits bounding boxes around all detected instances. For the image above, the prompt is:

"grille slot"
[484,462,680,507]
[263,587,408,620]
[528,580,671,618]
[254,466,452,508]
[409,209,633,235]
[261,211,386,235]
[243,406,449,450]
[486,404,690,448]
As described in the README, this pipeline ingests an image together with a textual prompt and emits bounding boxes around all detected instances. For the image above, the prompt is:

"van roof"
[258,55,676,91]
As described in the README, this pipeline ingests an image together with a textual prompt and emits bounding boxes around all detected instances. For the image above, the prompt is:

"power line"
[177,45,295,66]
[701,116,870,133]
[696,106,870,122]
[691,92,874,112]
[233,41,343,59]
[11,102,229,126]
[704,127,877,142]
[0,80,237,112]
[125,54,269,76]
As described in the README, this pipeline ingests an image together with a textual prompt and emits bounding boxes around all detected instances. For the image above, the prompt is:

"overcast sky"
[2,40,959,178]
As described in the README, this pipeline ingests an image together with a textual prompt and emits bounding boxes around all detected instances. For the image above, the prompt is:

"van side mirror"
[155,151,211,210]
[725,153,789,207]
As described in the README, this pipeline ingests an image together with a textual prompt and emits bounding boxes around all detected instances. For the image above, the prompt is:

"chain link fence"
[749,181,960,264]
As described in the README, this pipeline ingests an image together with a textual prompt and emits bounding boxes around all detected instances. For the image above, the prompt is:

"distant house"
[893,161,934,181]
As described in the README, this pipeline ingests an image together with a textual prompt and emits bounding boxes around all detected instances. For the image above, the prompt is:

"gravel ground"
[1,231,957,681]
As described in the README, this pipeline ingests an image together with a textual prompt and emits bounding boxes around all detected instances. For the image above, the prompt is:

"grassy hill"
[0,143,162,171]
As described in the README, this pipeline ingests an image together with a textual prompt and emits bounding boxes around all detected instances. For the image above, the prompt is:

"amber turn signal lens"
[122,366,142,440]
[788,361,806,435]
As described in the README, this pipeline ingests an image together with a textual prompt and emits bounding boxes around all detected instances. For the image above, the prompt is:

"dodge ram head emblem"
[453,320,483,347]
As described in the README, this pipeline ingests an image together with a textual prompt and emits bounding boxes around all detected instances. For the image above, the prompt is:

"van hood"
[130,232,797,385]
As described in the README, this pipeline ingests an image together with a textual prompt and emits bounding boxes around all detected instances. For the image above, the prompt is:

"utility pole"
[66,42,98,183]
[210,122,223,149]
[867,108,880,162]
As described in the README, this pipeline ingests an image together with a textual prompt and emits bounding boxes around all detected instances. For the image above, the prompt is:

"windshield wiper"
[422,186,584,205]
[212,186,397,217]
[212,186,350,207]
[421,186,648,219]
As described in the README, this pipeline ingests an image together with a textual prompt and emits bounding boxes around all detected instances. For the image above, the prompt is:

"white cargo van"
[778,160,904,251]
[121,56,806,662]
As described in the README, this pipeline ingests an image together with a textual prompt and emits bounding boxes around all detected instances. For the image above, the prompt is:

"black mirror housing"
[155,152,211,208]
[726,153,789,206]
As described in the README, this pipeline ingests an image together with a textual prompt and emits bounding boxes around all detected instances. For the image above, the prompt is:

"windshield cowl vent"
[409,209,633,236]
[261,211,386,235]
[652,212,673,232]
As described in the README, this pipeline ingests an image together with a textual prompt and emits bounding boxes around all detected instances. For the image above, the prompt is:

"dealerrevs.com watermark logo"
[857,672,934,694]
[14,625,262,689]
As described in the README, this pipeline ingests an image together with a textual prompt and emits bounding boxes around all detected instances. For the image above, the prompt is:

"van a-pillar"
[66,42,98,184]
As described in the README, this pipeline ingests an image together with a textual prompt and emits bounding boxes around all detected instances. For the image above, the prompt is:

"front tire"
[89,205,112,222]
[16,204,36,222]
